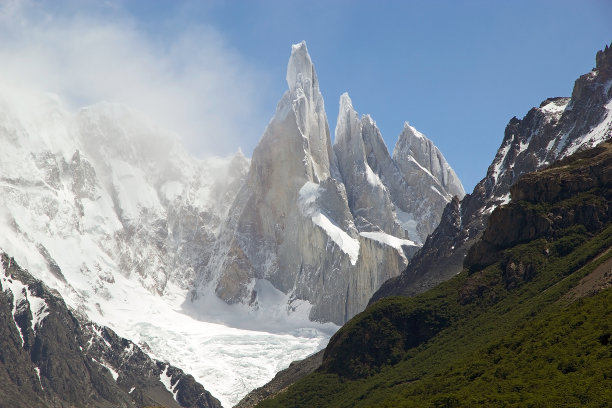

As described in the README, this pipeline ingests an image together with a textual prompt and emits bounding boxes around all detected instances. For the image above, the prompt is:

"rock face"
[197,42,464,325]
[466,141,612,274]
[372,42,612,301]
[334,94,403,239]
[333,96,464,244]
[0,252,222,408]
[391,122,465,240]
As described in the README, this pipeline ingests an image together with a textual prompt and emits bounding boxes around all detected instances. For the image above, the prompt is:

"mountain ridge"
[238,43,612,407]
[372,41,612,302]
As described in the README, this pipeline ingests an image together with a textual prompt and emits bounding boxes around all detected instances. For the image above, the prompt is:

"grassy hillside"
[256,142,612,407]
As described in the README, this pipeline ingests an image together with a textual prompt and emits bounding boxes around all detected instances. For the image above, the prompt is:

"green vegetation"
[259,228,612,407]
[257,143,612,407]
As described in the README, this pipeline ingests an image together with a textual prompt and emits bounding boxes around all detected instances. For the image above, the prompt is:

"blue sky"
[1,1,611,191]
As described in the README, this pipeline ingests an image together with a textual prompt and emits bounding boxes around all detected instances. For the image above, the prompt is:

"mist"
[0,0,269,158]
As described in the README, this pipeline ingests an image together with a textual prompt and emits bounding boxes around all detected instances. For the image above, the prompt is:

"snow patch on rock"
[160,365,179,400]
[1,266,49,338]
[299,182,360,265]
[360,231,417,253]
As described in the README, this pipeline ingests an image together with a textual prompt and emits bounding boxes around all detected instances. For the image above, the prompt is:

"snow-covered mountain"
[196,42,464,325]
[334,94,463,244]
[373,42,612,301]
[0,41,464,405]
[0,85,336,407]
[0,86,250,308]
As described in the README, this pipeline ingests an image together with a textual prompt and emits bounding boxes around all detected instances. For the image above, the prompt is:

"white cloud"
[0,0,268,157]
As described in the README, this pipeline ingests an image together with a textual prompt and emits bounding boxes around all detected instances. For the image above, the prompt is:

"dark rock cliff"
[0,253,222,408]
[465,141,612,275]
[372,42,612,301]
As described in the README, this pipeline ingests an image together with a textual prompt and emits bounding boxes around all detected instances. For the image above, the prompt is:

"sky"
[1,0,611,191]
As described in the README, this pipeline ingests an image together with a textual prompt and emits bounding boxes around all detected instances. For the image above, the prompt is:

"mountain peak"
[339,92,354,112]
[393,121,465,200]
[286,41,316,93]
[400,121,425,140]
[595,41,612,81]
[334,92,360,147]
[291,40,307,52]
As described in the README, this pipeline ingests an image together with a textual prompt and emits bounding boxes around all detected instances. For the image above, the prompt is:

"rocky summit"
[196,42,464,325]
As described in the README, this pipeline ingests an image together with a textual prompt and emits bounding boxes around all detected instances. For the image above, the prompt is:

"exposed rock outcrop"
[392,122,465,240]
[465,141,612,273]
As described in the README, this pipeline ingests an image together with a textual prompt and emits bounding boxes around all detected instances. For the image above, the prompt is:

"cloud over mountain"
[0,0,268,156]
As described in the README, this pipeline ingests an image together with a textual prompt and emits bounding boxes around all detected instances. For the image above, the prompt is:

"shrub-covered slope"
[255,141,612,407]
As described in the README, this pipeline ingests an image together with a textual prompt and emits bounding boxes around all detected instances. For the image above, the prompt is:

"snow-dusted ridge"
[373,43,612,304]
